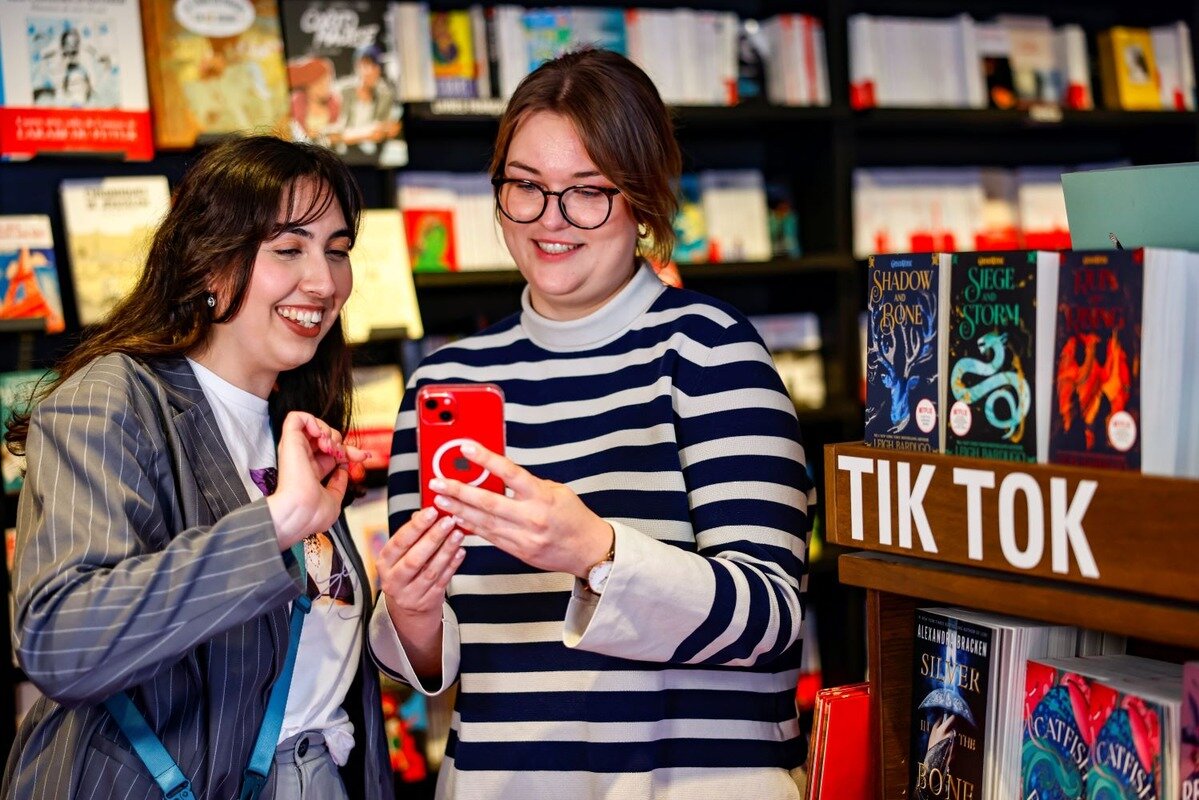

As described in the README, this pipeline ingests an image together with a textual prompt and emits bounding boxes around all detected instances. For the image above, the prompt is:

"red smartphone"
[416,383,506,513]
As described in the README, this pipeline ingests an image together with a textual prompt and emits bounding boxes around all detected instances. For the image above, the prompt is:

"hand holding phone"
[417,383,506,514]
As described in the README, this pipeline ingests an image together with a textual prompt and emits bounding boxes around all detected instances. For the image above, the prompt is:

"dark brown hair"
[6,134,363,453]
[488,48,682,264]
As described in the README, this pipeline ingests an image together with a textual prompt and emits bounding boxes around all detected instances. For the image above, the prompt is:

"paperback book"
[1,369,55,494]
[341,209,422,343]
[141,0,290,149]
[865,252,951,452]
[0,0,153,160]
[280,0,407,166]
[60,175,170,325]
[945,250,1059,462]
[0,215,65,333]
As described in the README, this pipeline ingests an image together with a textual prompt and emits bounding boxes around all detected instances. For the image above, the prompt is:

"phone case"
[417,382,506,512]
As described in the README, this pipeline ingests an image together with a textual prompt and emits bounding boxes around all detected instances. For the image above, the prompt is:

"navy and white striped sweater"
[370,264,816,799]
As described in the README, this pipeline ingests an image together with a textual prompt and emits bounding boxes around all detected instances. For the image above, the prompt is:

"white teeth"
[536,241,579,255]
[277,307,323,328]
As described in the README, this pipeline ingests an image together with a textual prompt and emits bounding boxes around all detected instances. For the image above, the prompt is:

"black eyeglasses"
[491,178,621,230]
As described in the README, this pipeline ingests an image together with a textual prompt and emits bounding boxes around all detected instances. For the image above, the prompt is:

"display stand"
[822,441,1199,798]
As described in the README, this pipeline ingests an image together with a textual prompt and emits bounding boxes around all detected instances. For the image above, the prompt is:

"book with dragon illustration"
[865,252,952,452]
[1048,249,1142,470]
[1022,659,1093,800]
[909,609,992,800]
[945,250,1060,462]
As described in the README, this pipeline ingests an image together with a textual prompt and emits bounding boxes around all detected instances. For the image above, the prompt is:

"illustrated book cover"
[0,215,65,334]
[0,0,153,160]
[280,0,407,166]
[140,0,290,149]
[945,250,1059,462]
[60,175,170,326]
[865,252,951,452]
[909,609,992,800]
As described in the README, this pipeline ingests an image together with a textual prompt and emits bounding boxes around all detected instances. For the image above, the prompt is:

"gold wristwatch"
[585,535,616,595]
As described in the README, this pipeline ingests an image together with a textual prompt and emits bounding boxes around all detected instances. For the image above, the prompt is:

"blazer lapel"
[152,358,288,655]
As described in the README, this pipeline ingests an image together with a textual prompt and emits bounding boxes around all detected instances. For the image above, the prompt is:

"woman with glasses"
[369,49,814,799]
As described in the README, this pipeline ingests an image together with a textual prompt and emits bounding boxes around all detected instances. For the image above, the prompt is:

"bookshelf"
[822,441,1199,798]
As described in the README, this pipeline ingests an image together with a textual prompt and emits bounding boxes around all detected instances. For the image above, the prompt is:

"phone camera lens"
[439,410,452,422]
[425,398,438,410]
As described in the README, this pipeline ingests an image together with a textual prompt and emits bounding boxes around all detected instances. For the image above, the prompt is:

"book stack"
[909,607,1078,799]
[805,681,873,800]
[1024,655,1185,799]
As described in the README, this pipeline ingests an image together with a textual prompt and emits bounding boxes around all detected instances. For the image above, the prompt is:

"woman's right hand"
[375,507,466,673]
[267,410,366,549]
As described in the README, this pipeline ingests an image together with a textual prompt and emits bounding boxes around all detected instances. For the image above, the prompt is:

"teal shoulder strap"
[106,543,309,800]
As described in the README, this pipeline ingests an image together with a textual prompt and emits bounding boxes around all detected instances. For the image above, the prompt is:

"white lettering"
[1050,478,1099,578]
[838,455,873,541]
[953,467,994,560]
[898,462,937,552]
[998,473,1043,569]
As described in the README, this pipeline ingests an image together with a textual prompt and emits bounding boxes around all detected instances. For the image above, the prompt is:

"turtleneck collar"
[519,262,667,352]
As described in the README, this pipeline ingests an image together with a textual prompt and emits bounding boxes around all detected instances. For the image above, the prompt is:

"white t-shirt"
[188,359,363,766]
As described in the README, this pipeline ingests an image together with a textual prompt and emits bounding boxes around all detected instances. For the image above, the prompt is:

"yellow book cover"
[141,0,290,148]
[429,10,477,99]
[1098,26,1161,110]
[341,208,423,343]
[60,176,171,325]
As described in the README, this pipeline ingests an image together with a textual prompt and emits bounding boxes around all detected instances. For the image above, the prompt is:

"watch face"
[587,560,613,594]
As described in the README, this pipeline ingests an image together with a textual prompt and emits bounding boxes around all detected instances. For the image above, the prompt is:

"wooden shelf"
[852,107,1199,131]
[823,441,1199,603]
[823,441,1199,799]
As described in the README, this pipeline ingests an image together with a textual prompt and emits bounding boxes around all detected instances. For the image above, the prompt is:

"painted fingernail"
[433,495,451,509]
[450,530,464,544]
[460,441,476,455]
[454,549,466,560]
[438,516,455,530]
[420,507,438,522]
[428,478,446,492]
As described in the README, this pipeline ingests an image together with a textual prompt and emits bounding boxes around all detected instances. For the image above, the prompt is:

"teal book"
[0,369,54,494]
[944,250,1059,462]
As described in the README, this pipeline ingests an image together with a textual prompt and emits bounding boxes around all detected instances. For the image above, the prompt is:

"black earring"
[205,292,216,308]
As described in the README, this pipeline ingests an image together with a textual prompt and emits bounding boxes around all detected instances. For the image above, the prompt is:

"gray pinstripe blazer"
[2,354,394,800]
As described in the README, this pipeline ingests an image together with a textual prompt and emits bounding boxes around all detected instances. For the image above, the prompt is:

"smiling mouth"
[536,241,581,255]
[276,306,324,328]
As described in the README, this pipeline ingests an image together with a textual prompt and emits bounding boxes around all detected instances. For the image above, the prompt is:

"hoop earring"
[205,292,216,309]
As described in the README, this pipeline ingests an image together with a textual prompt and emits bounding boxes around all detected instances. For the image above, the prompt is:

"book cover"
[865,253,950,452]
[1,369,55,494]
[141,0,290,149]
[522,8,571,73]
[60,175,171,326]
[765,179,802,259]
[280,0,407,167]
[0,0,153,160]
[1184,662,1199,800]
[945,251,1059,462]
[671,174,709,265]
[1085,680,1165,799]
[1097,27,1161,111]
[429,9,478,99]
[910,609,992,800]
[1048,250,1141,470]
[1022,660,1092,800]
[402,208,456,272]
[341,208,422,343]
[345,365,403,472]
[0,215,65,333]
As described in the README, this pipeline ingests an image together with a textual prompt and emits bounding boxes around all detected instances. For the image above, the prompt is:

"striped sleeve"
[565,317,814,667]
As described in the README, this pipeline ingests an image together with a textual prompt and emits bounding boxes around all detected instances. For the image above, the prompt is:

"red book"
[806,682,875,800]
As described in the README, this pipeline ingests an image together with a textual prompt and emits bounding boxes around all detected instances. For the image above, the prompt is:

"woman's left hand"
[426,441,613,578]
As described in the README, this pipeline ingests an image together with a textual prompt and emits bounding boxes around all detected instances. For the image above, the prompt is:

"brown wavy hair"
[488,48,682,265]
[6,134,363,454]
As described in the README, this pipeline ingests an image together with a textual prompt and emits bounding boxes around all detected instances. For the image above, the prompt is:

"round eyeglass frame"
[491,177,621,230]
